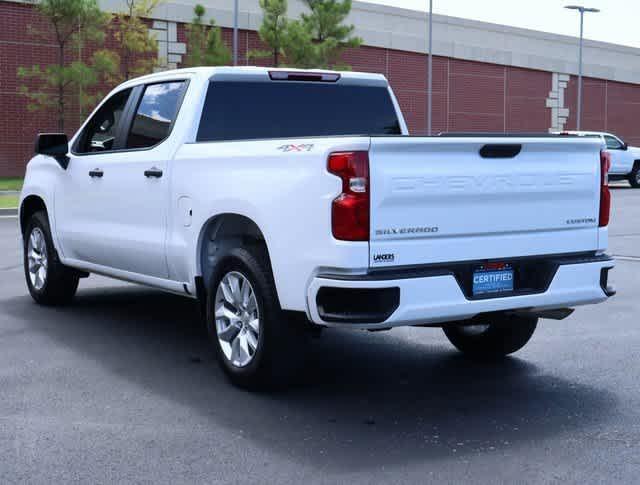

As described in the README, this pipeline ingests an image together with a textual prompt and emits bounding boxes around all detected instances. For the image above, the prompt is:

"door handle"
[89,168,104,178]
[144,167,163,178]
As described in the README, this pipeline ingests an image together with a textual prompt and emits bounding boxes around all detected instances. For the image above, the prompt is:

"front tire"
[443,314,538,358]
[628,163,640,188]
[206,246,309,389]
[23,211,79,305]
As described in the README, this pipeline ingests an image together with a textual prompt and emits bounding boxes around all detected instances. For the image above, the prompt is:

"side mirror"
[623,143,629,151]
[35,133,69,169]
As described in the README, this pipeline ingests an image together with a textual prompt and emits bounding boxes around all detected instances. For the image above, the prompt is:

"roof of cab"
[557,130,616,138]
[117,66,389,90]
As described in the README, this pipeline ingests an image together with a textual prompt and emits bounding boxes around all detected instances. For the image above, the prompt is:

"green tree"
[300,0,361,69]
[112,0,161,81]
[183,4,207,67]
[183,4,231,67]
[204,19,232,65]
[280,20,316,68]
[249,0,289,67]
[17,0,117,132]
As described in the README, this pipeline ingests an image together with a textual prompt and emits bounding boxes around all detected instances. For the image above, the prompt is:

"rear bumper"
[306,254,615,329]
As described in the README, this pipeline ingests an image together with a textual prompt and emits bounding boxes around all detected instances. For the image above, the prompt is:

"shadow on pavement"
[4,286,617,472]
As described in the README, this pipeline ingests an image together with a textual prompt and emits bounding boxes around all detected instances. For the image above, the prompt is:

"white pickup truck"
[20,67,615,388]
[556,131,640,187]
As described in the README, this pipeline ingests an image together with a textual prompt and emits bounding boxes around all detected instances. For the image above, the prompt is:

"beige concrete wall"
[7,0,640,84]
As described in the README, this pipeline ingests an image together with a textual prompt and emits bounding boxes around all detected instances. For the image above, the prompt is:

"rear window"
[196,81,401,142]
[127,81,186,149]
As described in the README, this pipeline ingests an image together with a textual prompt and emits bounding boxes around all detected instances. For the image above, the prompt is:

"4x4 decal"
[277,144,314,153]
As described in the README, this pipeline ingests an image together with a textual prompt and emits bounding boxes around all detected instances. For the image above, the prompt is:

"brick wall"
[2,0,640,176]
[564,77,640,147]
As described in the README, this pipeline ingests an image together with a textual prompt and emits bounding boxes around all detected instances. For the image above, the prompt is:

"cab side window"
[126,81,186,149]
[605,135,623,150]
[75,89,132,154]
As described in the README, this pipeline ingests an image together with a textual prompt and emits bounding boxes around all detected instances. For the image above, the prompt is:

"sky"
[365,0,640,48]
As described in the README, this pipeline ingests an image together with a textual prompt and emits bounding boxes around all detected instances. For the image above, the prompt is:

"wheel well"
[20,195,47,235]
[198,214,268,290]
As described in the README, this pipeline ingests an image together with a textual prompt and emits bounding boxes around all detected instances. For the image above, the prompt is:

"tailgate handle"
[479,144,522,158]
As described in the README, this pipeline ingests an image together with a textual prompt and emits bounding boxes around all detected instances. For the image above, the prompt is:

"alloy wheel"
[27,227,48,291]
[214,271,260,367]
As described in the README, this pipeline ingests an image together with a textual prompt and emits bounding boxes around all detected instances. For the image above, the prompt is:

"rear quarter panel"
[169,137,371,312]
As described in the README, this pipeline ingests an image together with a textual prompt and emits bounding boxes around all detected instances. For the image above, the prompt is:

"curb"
[0,208,18,216]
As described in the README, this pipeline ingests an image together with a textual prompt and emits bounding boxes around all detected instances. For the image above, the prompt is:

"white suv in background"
[558,131,640,187]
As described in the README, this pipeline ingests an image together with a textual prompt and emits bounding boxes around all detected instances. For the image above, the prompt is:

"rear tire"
[628,163,640,188]
[23,211,79,305]
[206,246,309,390]
[443,314,538,358]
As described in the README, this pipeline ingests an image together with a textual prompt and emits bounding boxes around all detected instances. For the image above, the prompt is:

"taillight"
[328,151,370,241]
[599,150,611,227]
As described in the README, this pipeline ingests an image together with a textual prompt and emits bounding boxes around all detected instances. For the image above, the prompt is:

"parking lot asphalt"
[1,186,639,484]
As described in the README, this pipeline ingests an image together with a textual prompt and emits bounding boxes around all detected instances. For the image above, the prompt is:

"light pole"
[233,0,239,66]
[565,5,599,131]
[427,0,433,136]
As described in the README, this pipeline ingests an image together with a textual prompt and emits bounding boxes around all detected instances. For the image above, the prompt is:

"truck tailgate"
[368,137,603,268]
